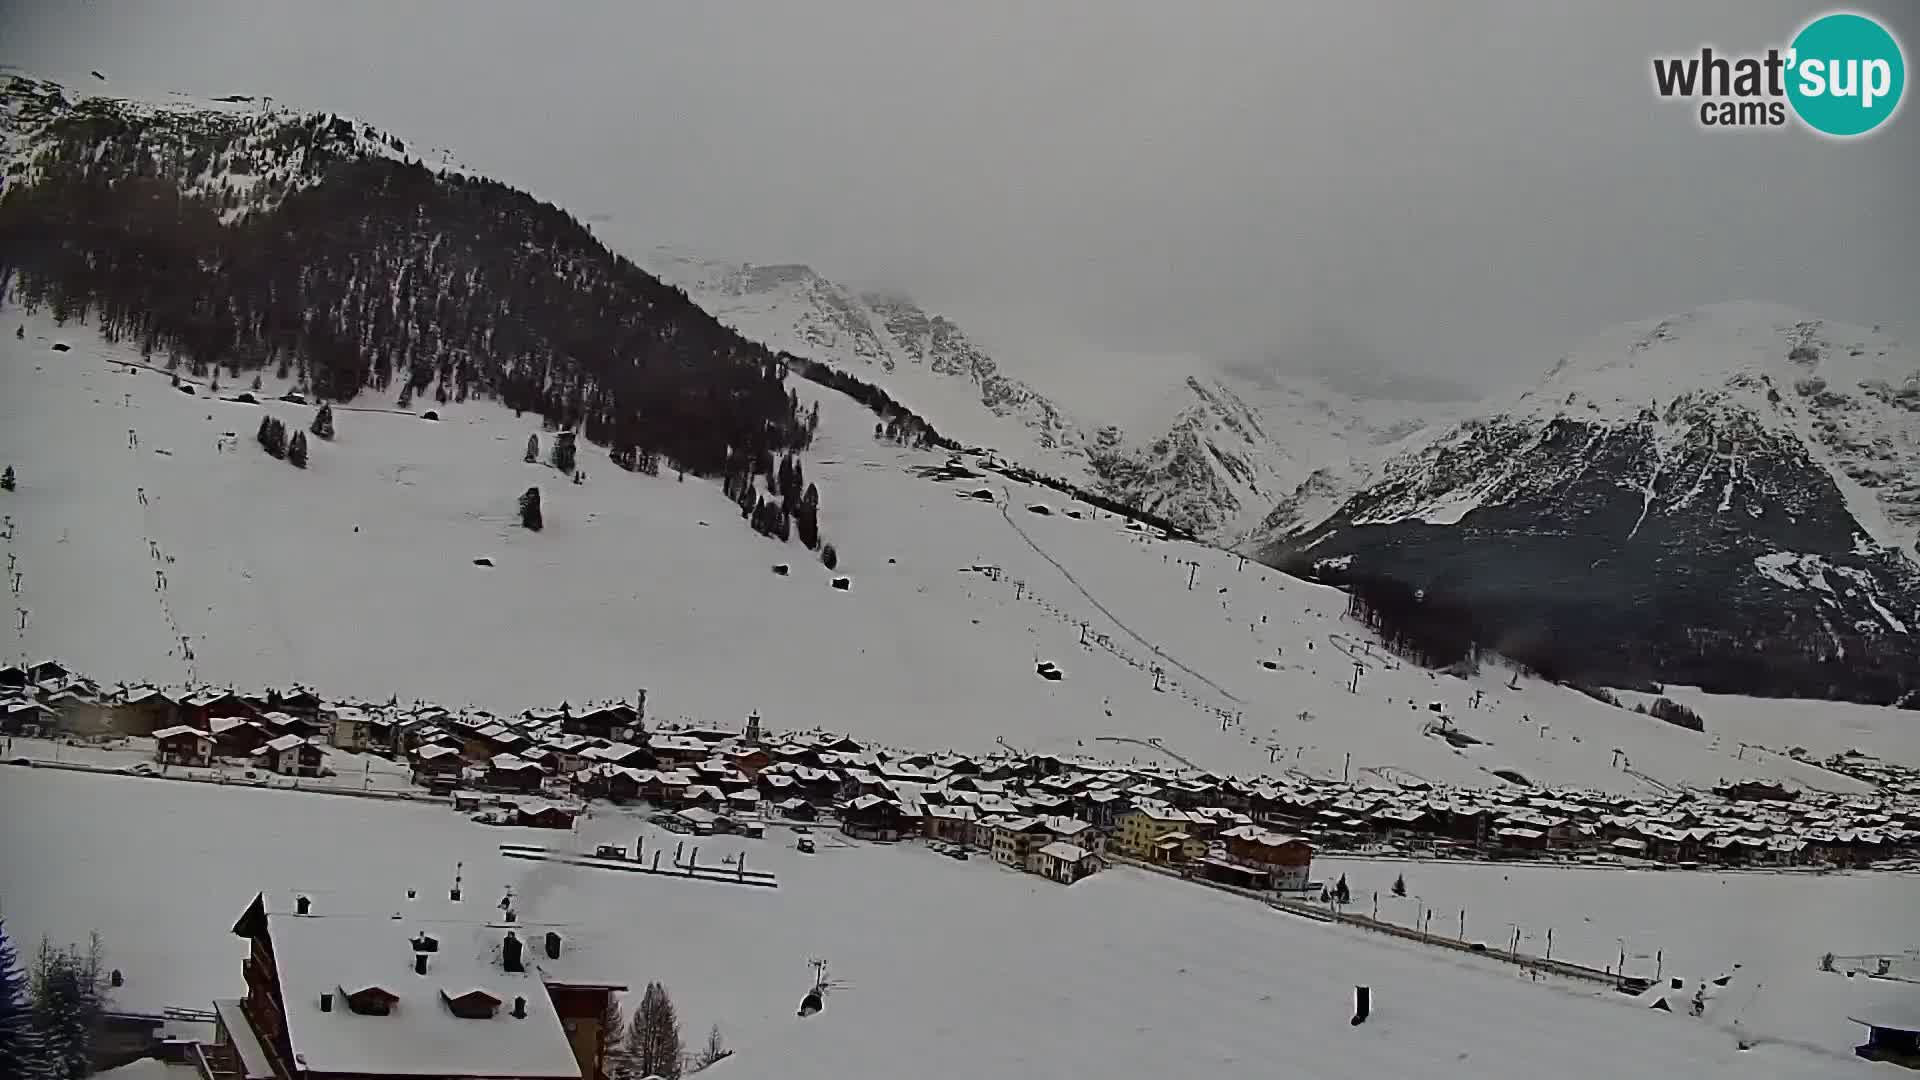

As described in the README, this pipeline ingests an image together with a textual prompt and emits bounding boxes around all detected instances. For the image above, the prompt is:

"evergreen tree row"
[0,920,113,1080]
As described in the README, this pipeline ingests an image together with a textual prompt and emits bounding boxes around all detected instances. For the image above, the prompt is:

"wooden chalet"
[153,725,215,767]
[840,796,913,841]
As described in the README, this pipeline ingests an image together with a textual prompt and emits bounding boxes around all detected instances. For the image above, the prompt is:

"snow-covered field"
[1316,854,1918,1057]
[1,311,1911,796]
[0,766,1893,1078]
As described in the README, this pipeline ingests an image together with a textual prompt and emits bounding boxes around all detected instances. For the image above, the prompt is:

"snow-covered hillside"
[1259,303,1920,705]
[0,768,1894,1078]
[0,73,472,220]
[645,248,1449,540]
[7,312,1916,795]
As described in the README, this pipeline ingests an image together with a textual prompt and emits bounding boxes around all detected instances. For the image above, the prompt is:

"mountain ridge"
[644,247,1457,540]
[1256,301,1920,706]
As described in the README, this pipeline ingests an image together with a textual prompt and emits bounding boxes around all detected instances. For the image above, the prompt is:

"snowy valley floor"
[0,766,1904,1079]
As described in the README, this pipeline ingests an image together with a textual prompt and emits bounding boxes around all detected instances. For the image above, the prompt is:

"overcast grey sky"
[4,0,1915,392]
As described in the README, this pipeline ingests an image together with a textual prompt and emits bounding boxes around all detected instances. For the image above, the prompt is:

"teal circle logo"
[1787,12,1905,137]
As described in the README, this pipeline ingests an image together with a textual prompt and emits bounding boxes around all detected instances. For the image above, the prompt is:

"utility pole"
[1186,561,1198,590]
[1342,752,1351,783]
[1348,661,1364,694]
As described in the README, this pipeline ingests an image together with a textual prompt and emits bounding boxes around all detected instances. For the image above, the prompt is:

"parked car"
[797,837,816,854]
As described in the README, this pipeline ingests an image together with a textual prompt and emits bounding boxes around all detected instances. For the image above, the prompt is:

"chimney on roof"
[320,992,334,1013]
[511,996,527,1019]
[544,931,560,960]
[295,895,312,916]
[502,932,524,973]
[414,953,428,976]
[412,932,438,953]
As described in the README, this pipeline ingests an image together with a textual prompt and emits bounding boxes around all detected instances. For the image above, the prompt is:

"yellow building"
[1116,804,1202,859]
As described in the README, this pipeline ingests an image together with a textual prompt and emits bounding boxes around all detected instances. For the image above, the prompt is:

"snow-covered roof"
[152,724,211,741]
[1036,841,1095,863]
[265,912,580,1079]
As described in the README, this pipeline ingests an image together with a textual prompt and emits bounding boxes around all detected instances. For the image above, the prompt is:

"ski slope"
[0,767,1883,1079]
[1,312,1912,795]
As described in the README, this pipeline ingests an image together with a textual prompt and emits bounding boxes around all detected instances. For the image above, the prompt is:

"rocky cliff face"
[1257,303,1920,705]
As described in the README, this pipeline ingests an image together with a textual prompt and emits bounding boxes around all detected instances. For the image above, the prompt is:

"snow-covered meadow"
[0,766,1890,1079]
[3,314,1910,798]
[1316,853,1917,1057]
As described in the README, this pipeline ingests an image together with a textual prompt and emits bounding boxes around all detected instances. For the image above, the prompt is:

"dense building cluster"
[9,659,1919,880]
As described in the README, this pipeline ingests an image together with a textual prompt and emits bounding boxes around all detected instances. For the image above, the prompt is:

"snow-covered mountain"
[646,249,1450,540]
[1256,302,1920,705]
[12,309,1912,796]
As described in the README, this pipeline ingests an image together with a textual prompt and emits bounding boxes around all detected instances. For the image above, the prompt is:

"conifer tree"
[1392,873,1406,897]
[0,919,39,1080]
[1,466,14,492]
[694,1024,728,1071]
[626,981,682,1079]
[310,403,335,440]
[288,430,309,469]
[31,934,108,1080]
[821,543,838,571]
[524,434,539,464]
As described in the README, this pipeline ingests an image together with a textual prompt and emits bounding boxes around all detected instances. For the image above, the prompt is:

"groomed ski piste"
[2,311,1916,1077]
[4,311,1916,797]
[2,766,1904,1079]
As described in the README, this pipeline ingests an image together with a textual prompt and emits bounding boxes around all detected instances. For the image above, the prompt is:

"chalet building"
[246,688,322,724]
[1,698,54,733]
[576,764,643,803]
[212,718,271,759]
[258,711,327,741]
[0,664,27,690]
[1491,826,1549,855]
[646,735,713,768]
[153,725,215,767]
[840,796,912,841]
[411,744,464,786]
[27,659,70,684]
[1716,780,1797,803]
[46,690,116,737]
[1149,832,1209,864]
[562,703,640,742]
[726,747,772,778]
[989,817,1054,868]
[771,797,817,822]
[1219,826,1314,890]
[327,707,377,753]
[183,690,258,729]
[923,804,978,843]
[515,802,579,830]
[114,687,182,736]
[254,735,325,777]
[216,892,625,1080]
[1028,841,1103,884]
[487,754,546,793]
